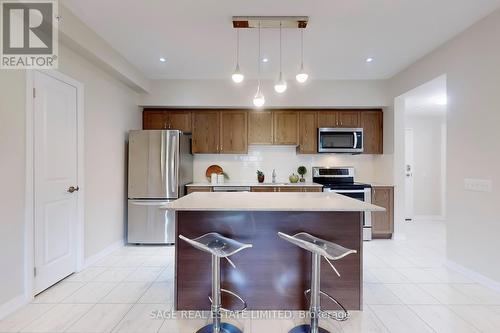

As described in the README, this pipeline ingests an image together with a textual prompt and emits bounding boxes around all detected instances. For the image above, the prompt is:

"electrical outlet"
[464,178,493,192]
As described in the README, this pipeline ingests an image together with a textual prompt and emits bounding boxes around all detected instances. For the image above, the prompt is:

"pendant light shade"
[274,22,287,94]
[296,29,309,83]
[232,30,244,83]
[253,22,265,107]
[253,85,265,107]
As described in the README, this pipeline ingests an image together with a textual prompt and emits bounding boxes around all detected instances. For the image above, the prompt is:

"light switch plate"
[464,178,493,192]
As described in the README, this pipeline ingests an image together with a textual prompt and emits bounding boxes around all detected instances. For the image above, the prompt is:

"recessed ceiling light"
[366,57,374,63]
[262,57,269,63]
[159,57,166,63]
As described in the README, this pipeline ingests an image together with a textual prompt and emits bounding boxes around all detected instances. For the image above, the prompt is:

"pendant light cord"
[279,21,283,74]
[236,29,240,67]
[257,21,261,87]
[300,29,304,68]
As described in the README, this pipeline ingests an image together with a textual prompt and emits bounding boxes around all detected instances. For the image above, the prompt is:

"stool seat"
[179,232,252,258]
[278,232,356,260]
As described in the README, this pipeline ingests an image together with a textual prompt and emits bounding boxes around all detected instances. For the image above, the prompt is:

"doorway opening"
[394,75,447,227]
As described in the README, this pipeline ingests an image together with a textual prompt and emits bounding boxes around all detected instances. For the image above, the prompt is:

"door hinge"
[34,267,37,277]
[33,88,36,98]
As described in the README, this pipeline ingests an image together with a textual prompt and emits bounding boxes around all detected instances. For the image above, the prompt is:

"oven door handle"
[353,132,358,149]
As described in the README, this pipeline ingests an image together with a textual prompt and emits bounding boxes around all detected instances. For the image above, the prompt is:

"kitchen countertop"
[163,192,385,212]
[186,182,323,187]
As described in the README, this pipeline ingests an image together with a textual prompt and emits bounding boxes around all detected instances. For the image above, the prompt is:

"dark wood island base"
[175,210,363,311]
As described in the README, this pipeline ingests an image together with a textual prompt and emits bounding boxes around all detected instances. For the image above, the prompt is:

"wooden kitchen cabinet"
[143,110,168,129]
[372,186,394,238]
[192,111,220,154]
[317,110,360,128]
[360,110,383,154]
[302,187,323,192]
[186,186,213,194]
[338,111,360,128]
[277,187,303,192]
[167,111,192,132]
[220,111,248,154]
[248,111,273,144]
[273,111,299,145]
[143,110,191,132]
[298,111,318,154]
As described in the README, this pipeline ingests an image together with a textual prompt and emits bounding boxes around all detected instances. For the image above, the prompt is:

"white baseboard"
[446,260,500,292]
[413,215,446,221]
[82,239,125,269]
[0,294,30,320]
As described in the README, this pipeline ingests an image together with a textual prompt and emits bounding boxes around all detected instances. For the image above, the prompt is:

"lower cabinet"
[371,186,394,238]
[251,186,323,192]
[251,187,276,192]
[186,186,212,194]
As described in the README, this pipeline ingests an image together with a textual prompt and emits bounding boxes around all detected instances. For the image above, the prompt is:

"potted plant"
[256,170,265,183]
[297,166,307,182]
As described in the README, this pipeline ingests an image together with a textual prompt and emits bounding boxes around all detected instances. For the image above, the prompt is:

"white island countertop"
[163,192,385,212]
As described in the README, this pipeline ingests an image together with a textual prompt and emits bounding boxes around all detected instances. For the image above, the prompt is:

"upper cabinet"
[220,110,248,154]
[360,110,383,154]
[317,110,360,128]
[338,111,360,128]
[248,111,273,144]
[142,108,383,155]
[192,111,220,154]
[298,111,317,154]
[143,110,168,129]
[273,111,299,145]
[143,109,191,132]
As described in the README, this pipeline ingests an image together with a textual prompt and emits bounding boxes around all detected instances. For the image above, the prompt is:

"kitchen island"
[164,192,384,311]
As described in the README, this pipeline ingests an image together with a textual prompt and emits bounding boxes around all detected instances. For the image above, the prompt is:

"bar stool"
[179,233,252,333]
[278,232,357,333]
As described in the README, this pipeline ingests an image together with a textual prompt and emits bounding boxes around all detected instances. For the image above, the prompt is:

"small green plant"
[256,170,264,177]
[297,166,307,176]
[297,166,307,182]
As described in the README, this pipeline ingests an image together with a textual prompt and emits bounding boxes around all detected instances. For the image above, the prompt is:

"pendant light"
[231,29,244,83]
[274,22,287,93]
[296,29,309,83]
[253,22,265,107]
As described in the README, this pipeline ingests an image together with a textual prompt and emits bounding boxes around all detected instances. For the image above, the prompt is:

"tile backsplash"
[193,145,381,183]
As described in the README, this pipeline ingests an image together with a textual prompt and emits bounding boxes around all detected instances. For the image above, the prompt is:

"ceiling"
[64,0,500,80]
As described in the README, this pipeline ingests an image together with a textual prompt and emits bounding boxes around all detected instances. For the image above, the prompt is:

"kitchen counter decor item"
[298,166,307,182]
[206,165,223,178]
[257,170,265,183]
[289,173,300,183]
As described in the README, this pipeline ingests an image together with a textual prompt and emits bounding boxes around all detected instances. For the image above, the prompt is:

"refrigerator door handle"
[160,132,165,191]
[169,133,178,197]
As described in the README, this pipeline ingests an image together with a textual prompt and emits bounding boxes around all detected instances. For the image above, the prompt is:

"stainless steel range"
[313,166,372,241]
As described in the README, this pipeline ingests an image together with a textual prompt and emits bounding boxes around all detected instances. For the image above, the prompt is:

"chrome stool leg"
[196,254,243,333]
[289,253,330,333]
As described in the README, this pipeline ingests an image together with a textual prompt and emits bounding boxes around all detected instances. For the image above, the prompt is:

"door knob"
[68,186,79,193]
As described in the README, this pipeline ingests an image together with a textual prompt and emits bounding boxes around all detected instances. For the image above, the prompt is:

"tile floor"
[1,220,500,332]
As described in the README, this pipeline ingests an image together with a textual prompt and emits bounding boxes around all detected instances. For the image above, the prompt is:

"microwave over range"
[318,128,364,153]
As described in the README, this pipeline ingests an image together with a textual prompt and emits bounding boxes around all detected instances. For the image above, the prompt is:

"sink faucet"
[272,169,277,183]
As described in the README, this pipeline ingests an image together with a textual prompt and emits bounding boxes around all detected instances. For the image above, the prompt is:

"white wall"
[0,44,141,313]
[193,146,379,184]
[388,8,500,283]
[58,44,142,259]
[0,70,26,309]
[140,79,388,107]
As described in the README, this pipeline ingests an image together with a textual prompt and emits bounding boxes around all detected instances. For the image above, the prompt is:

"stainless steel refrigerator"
[127,130,193,244]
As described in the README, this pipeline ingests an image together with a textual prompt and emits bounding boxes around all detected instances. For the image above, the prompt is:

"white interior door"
[404,128,414,221]
[34,71,78,294]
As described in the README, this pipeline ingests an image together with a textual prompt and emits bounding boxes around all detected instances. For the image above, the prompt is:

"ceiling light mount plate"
[232,16,308,29]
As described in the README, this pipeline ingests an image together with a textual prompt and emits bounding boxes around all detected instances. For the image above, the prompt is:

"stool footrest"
[304,289,350,321]
[209,289,248,314]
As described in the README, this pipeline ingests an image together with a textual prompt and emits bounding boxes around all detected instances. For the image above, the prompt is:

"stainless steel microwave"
[318,128,364,153]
